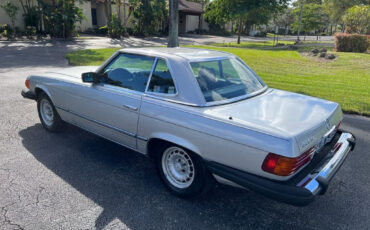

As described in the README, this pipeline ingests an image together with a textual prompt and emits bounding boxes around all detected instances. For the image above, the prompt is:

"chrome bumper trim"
[299,132,355,195]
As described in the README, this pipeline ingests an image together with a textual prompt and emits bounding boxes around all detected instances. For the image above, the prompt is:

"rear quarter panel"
[138,96,294,180]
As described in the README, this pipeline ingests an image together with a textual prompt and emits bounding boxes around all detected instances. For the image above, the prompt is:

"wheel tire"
[37,92,65,132]
[155,144,215,198]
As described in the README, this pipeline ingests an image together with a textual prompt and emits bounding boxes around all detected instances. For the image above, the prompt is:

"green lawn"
[210,40,334,52]
[211,40,295,49]
[65,46,370,116]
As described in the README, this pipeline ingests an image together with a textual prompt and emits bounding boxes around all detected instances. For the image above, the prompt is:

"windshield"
[190,58,265,103]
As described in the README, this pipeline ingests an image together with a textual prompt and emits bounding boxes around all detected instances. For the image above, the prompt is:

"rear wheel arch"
[147,137,202,160]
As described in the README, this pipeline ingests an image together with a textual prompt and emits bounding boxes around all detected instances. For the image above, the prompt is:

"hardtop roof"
[119,47,235,61]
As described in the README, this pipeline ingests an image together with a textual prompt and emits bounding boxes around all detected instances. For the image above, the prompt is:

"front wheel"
[155,145,214,198]
[37,92,65,132]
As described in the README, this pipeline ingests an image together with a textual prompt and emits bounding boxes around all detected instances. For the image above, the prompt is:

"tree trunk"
[118,0,121,24]
[198,15,201,34]
[237,16,243,44]
[104,0,112,24]
[11,21,16,38]
[297,0,304,41]
[168,0,179,47]
[123,0,127,27]
[198,1,204,34]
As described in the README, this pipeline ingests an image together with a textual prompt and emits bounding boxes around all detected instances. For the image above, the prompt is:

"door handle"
[123,104,138,111]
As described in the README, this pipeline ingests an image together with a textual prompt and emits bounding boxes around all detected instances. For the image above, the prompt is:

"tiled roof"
[178,0,203,14]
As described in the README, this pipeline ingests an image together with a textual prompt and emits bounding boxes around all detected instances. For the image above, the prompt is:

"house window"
[91,8,97,26]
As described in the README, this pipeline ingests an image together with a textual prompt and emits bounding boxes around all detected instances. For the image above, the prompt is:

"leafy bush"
[25,26,36,37]
[334,33,370,53]
[254,31,267,37]
[343,5,370,35]
[126,27,134,36]
[130,0,168,36]
[0,1,19,37]
[107,14,126,38]
[38,0,86,38]
[0,24,12,39]
[98,25,108,35]
[206,29,232,36]
[22,5,41,29]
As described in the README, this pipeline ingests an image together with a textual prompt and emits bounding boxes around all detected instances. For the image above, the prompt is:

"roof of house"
[178,0,203,14]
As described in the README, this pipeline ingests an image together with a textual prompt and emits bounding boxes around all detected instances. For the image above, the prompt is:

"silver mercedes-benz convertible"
[22,47,355,206]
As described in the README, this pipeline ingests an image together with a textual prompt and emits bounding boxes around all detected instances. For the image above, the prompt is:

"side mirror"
[82,72,100,83]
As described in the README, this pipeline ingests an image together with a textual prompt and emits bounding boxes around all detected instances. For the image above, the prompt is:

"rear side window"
[148,59,176,94]
[190,58,264,102]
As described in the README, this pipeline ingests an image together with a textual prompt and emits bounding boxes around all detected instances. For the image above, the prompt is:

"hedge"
[334,33,370,53]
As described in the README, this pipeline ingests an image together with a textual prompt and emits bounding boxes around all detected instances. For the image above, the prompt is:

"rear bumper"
[206,130,356,206]
[21,89,36,100]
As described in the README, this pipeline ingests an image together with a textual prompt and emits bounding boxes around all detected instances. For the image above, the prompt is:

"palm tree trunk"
[168,0,179,47]
[297,0,304,41]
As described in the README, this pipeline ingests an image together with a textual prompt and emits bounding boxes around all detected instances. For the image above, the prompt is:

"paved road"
[0,37,369,230]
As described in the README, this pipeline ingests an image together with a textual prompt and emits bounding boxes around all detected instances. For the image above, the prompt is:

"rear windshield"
[190,58,265,102]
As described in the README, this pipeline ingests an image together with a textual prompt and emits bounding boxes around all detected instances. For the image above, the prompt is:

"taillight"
[25,79,30,89]
[336,121,341,130]
[262,147,315,176]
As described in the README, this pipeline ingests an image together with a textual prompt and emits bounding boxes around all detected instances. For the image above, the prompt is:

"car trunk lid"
[203,89,342,155]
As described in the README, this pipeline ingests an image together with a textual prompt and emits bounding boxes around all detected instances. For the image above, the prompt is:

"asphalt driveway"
[0,37,369,230]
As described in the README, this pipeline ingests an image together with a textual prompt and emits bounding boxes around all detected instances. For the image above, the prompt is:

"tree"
[168,0,179,47]
[203,0,229,31]
[131,0,167,36]
[104,0,112,24]
[323,0,369,31]
[18,0,41,30]
[203,0,289,44]
[292,3,329,39]
[244,3,287,35]
[296,0,304,41]
[274,8,295,35]
[343,5,370,34]
[37,0,86,39]
[0,1,19,37]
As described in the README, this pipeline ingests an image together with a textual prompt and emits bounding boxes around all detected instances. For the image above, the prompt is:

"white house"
[0,0,208,33]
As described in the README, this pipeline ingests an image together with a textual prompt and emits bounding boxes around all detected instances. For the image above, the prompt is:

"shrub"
[254,31,267,37]
[25,26,36,37]
[0,1,19,38]
[0,24,12,39]
[206,29,232,37]
[38,0,86,38]
[98,25,108,35]
[23,8,40,29]
[107,14,126,38]
[343,5,370,35]
[334,33,370,53]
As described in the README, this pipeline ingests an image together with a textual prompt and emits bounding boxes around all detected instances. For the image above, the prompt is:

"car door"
[66,53,156,149]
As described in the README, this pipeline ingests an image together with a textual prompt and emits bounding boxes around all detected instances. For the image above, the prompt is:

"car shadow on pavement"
[19,124,309,229]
